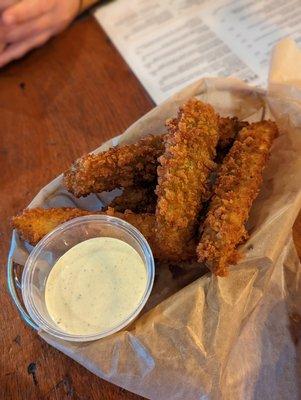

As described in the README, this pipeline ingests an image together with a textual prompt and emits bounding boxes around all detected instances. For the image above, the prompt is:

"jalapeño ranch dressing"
[45,237,147,335]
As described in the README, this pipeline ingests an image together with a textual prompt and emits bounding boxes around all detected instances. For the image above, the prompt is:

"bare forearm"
[79,0,99,13]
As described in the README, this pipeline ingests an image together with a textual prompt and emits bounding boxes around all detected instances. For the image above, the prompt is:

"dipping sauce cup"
[21,215,155,342]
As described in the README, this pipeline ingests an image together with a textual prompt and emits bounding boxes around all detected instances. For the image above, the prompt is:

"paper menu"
[203,0,301,85]
[94,0,301,104]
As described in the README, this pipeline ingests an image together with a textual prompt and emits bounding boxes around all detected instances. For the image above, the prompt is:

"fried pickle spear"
[64,116,246,198]
[64,134,164,197]
[12,207,194,261]
[155,99,219,260]
[197,121,278,277]
[12,207,154,246]
[109,185,157,213]
[13,208,91,245]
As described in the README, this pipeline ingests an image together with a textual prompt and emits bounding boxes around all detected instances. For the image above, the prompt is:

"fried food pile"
[12,99,278,276]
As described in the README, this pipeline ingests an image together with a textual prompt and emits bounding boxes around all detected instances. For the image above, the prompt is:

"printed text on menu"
[95,0,301,104]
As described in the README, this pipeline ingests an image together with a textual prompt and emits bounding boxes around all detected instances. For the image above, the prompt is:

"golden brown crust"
[64,134,164,197]
[155,99,219,260]
[63,118,246,198]
[197,121,278,276]
[14,100,275,276]
[12,207,91,245]
[217,117,249,150]
[164,116,246,152]
[12,207,156,246]
[109,186,157,213]
[12,207,195,261]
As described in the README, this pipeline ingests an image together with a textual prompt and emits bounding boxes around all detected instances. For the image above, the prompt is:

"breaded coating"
[12,207,194,261]
[168,116,247,151]
[217,117,249,150]
[64,134,164,197]
[12,207,154,246]
[197,121,278,276]
[155,99,219,260]
[12,207,91,245]
[206,119,250,197]
[64,117,246,198]
[109,185,157,213]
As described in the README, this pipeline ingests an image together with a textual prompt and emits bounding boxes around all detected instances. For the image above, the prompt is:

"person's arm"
[79,0,99,13]
[0,0,100,68]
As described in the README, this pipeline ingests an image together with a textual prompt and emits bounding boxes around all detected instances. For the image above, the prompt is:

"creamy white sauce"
[45,237,147,335]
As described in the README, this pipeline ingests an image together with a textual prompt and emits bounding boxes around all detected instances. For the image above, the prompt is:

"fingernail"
[3,14,15,26]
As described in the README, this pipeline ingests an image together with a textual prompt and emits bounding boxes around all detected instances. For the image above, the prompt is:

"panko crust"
[197,120,278,276]
[217,117,249,150]
[64,134,164,197]
[155,99,219,259]
[109,185,157,213]
[12,207,195,261]
[13,100,277,277]
[63,117,246,198]
[12,207,91,245]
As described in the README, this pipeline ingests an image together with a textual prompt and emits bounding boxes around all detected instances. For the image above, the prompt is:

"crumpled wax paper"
[9,38,301,399]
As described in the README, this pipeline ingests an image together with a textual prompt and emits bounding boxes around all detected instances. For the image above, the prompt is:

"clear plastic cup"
[21,215,155,342]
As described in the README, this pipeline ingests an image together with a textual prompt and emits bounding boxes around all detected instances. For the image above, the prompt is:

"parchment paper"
[9,38,301,399]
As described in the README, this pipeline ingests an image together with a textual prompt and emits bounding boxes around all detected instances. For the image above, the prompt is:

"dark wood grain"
[1,13,301,400]
[0,15,151,400]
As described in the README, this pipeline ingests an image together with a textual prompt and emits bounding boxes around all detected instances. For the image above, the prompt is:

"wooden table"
[1,14,300,400]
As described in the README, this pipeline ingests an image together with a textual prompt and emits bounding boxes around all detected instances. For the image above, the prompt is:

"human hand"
[0,0,81,67]
[0,0,18,53]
